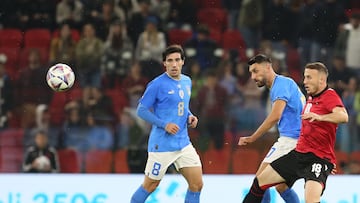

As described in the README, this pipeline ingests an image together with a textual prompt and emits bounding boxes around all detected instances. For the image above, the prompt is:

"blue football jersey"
[138,73,192,152]
[270,75,306,139]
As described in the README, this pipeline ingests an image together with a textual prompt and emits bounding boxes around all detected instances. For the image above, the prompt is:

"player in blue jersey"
[130,45,203,203]
[238,54,306,203]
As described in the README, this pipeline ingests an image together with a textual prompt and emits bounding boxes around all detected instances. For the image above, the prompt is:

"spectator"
[334,11,360,76]
[297,0,318,68]
[62,103,88,152]
[223,0,242,30]
[116,62,149,149]
[311,0,347,66]
[135,16,166,80]
[17,48,52,105]
[237,0,263,49]
[127,0,157,46]
[217,59,237,97]
[86,113,114,150]
[117,0,139,24]
[56,0,84,28]
[75,23,104,98]
[166,0,196,30]
[195,70,228,150]
[24,104,61,149]
[101,20,134,88]
[0,54,14,130]
[328,56,354,96]
[184,24,219,71]
[49,22,77,66]
[93,0,125,40]
[23,130,59,173]
[15,0,56,30]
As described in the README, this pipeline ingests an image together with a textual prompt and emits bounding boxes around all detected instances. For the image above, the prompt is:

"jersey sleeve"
[323,89,345,112]
[138,80,158,108]
[272,78,291,103]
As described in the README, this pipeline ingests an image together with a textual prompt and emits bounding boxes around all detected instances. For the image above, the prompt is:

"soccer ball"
[46,63,75,92]
[35,155,50,171]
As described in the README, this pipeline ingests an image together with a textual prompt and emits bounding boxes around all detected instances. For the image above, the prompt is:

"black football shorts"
[270,150,334,194]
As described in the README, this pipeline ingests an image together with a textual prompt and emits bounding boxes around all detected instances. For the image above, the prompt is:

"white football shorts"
[144,144,202,180]
[263,136,298,163]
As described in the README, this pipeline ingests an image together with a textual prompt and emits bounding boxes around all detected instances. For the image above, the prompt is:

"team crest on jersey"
[179,89,184,99]
[186,86,191,96]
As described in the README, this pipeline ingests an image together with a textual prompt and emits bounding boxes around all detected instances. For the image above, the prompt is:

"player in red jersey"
[242,62,349,203]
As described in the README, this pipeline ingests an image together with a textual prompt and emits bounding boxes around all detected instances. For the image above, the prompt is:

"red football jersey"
[296,88,344,164]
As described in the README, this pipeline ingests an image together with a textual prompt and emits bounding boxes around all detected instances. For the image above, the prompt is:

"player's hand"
[301,112,322,122]
[238,136,254,146]
[165,123,180,135]
[188,115,198,128]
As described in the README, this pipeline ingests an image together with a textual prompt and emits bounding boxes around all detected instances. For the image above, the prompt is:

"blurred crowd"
[0,0,360,174]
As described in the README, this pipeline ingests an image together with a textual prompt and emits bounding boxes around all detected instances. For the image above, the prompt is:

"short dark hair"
[248,54,272,66]
[162,44,185,61]
[305,62,329,76]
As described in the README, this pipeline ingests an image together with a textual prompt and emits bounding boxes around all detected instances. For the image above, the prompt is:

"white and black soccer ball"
[46,63,75,92]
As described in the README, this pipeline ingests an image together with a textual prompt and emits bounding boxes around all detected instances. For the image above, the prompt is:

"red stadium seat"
[85,150,113,173]
[350,151,360,163]
[48,92,68,126]
[209,28,222,45]
[57,148,80,173]
[0,146,23,172]
[197,0,223,9]
[231,148,261,174]
[0,47,20,79]
[0,28,23,48]
[0,129,24,147]
[52,29,81,42]
[168,29,193,46]
[114,149,130,173]
[201,148,231,174]
[24,28,51,50]
[105,89,128,115]
[197,8,227,32]
[222,29,247,60]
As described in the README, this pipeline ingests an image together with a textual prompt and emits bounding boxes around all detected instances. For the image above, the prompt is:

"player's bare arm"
[188,115,198,128]
[301,106,348,123]
[238,99,287,146]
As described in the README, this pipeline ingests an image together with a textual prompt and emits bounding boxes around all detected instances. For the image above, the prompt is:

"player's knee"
[275,183,288,193]
[143,180,161,193]
[188,180,203,192]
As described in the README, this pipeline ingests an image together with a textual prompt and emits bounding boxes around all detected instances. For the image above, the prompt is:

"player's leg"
[175,144,203,203]
[131,176,160,203]
[262,137,300,203]
[304,180,323,203]
[255,162,271,203]
[275,183,300,203]
[243,165,285,203]
[131,151,177,203]
[180,166,203,203]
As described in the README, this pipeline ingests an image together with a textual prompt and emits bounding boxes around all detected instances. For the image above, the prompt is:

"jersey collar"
[311,85,329,98]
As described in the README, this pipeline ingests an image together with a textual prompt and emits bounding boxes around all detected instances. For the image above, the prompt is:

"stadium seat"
[168,29,193,46]
[197,0,223,9]
[0,129,24,147]
[222,29,247,60]
[231,148,261,174]
[209,28,222,45]
[335,150,349,174]
[197,8,227,32]
[52,29,81,42]
[201,148,231,174]
[57,148,80,173]
[0,146,23,172]
[24,28,51,50]
[0,47,20,80]
[114,149,130,173]
[0,28,23,48]
[350,151,360,163]
[85,150,113,173]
